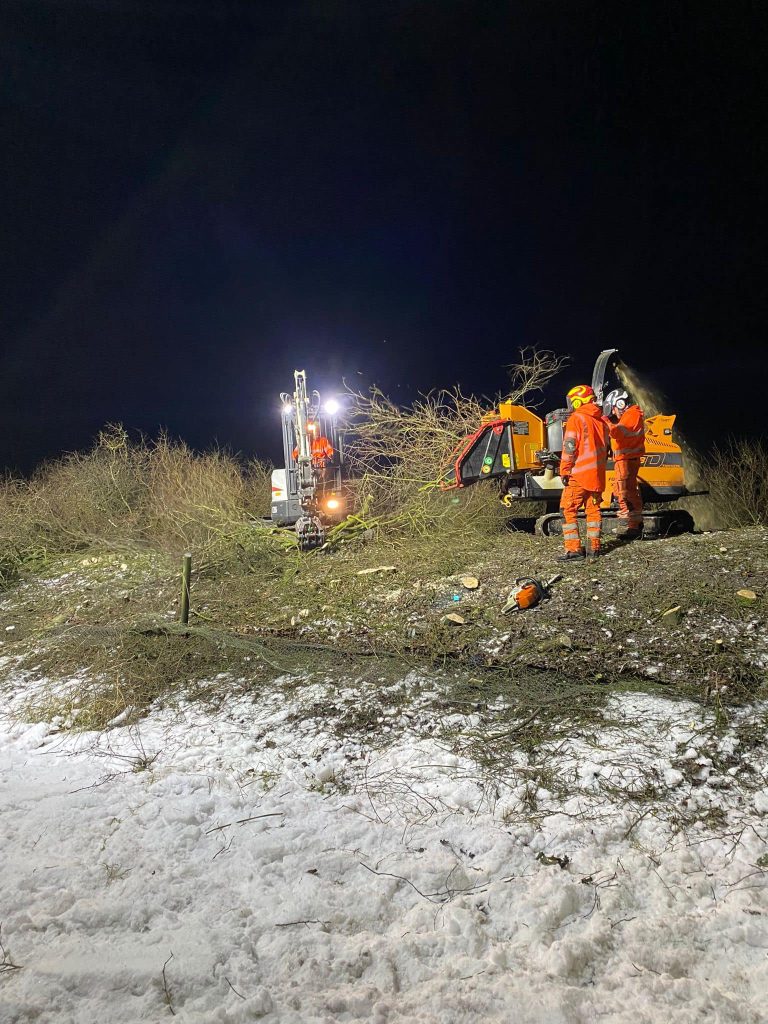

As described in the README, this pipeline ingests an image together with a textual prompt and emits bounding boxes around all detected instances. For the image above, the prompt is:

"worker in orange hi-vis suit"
[292,421,334,468]
[292,436,334,466]
[557,384,610,561]
[603,389,645,539]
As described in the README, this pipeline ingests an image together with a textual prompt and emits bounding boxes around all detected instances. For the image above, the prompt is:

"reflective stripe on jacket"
[559,403,610,492]
[608,405,645,461]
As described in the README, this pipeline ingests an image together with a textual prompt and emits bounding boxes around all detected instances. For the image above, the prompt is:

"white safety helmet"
[603,388,629,417]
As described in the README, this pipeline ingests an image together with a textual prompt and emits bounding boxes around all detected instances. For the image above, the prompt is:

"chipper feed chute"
[442,404,546,490]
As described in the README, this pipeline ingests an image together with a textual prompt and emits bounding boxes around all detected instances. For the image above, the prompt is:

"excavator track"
[534,508,694,540]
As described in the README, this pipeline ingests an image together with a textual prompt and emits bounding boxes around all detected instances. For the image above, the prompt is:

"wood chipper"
[441,349,697,538]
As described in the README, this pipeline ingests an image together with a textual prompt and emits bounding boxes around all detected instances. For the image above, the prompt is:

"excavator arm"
[271,370,345,548]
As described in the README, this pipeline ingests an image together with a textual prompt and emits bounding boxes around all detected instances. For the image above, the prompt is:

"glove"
[560,475,569,486]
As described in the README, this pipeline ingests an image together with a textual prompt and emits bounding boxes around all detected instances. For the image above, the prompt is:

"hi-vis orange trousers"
[613,458,643,531]
[560,481,603,554]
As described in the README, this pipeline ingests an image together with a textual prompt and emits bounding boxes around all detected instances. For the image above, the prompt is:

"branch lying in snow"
[359,861,488,904]
[458,969,487,982]
[631,961,662,976]
[610,915,637,929]
[204,812,283,835]
[721,867,767,900]
[0,924,22,974]
[582,872,619,918]
[651,866,679,902]
[485,708,543,741]
[161,952,175,1016]
[224,976,246,999]
[212,836,234,860]
[275,919,330,928]
[623,806,655,839]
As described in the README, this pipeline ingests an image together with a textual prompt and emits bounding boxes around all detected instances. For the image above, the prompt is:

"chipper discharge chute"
[442,349,696,538]
[270,370,346,549]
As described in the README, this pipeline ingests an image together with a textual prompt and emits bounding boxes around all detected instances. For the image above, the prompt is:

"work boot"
[586,547,602,559]
[556,548,585,561]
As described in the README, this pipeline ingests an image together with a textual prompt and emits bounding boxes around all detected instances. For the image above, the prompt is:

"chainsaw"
[502,574,562,613]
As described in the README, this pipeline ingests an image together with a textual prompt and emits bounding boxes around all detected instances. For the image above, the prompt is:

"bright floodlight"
[281,402,292,415]
[324,398,340,415]
[326,498,340,510]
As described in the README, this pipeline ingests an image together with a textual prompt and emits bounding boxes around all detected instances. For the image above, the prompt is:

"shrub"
[0,349,567,578]
[0,427,277,582]
[342,348,566,537]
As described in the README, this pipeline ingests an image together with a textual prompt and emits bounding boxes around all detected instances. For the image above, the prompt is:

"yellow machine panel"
[495,403,546,470]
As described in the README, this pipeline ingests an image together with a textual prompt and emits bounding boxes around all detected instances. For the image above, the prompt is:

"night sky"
[2,0,766,473]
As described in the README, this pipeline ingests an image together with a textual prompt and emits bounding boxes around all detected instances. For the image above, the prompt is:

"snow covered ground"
[2,671,767,1023]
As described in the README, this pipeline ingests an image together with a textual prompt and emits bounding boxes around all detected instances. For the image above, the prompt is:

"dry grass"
[701,438,768,529]
[17,620,293,730]
[5,523,766,751]
[0,426,279,584]
[1,363,766,741]
[671,436,768,532]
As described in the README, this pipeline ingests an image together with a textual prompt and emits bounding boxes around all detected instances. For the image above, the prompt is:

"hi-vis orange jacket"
[292,436,334,464]
[607,405,645,462]
[559,403,610,492]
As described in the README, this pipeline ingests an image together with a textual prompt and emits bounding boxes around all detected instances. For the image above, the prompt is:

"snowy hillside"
[2,670,767,1024]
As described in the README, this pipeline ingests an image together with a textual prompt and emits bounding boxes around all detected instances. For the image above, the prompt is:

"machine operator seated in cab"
[292,419,334,469]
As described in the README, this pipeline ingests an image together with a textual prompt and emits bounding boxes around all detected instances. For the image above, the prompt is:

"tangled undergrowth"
[340,347,567,539]
[2,346,764,595]
[701,437,768,529]
[0,351,565,585]
[0,426,282,585]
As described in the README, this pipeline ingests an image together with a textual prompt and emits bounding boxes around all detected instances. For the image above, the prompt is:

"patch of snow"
[0,679,767,1023]
[663,768,684,788]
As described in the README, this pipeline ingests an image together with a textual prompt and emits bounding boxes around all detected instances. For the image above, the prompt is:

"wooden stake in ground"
[180,553,192,625]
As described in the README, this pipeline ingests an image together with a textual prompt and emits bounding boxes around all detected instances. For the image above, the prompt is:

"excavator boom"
[270,370,346,549]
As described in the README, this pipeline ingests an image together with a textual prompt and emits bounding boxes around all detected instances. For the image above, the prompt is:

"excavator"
[270,370,346,548]
[441,349,697,538]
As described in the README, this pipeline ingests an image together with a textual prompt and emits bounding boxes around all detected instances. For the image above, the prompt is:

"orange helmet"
[566,384,596,411]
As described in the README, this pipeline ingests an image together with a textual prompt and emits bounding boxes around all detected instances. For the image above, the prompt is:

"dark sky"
[2,0,766,472]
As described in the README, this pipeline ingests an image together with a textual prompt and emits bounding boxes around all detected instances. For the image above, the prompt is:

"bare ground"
[0,522,765,708]
[0,524,766,836]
